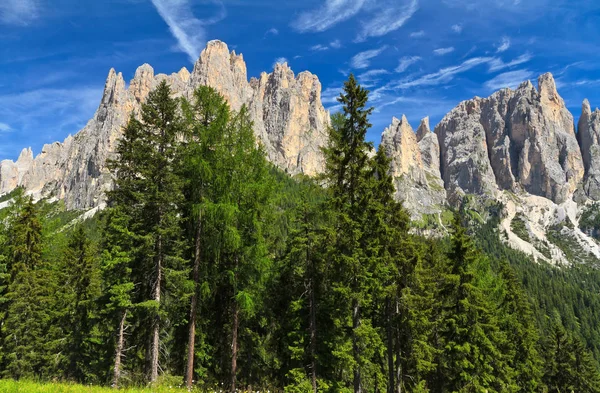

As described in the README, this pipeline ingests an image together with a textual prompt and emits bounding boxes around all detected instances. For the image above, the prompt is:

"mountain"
[0,40,329,210]
[2,42,600,265]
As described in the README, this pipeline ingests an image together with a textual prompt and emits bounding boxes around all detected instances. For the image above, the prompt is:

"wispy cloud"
[0,123,12,132]
[291,0,366,33]
[292,0,418,41]
[410,30,425,38]
[496,36,511,53]
[273,57,288,68]
[451,24,463,33]
[395,56,421,73]
[356,0,419,42]
[488,52,532,72]
[351,47,388,69]
[394,56,493,89]
[0,0,38,26]
[321,85,344,106]
[330,39,342,49]
[311,44,329,52]
[0,87,103,142]
[433,47,455,56]
[484,69,533,90]
[358,69,390,86]
[150,0,226,63]
[264,27,279,37]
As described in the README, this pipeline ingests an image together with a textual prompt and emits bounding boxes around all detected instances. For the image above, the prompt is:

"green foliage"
[1,76,600,393]
[510,213,530,241]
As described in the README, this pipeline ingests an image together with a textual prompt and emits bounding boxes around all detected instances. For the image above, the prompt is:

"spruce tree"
[497,261,543,392]
[180,85,231,389]
[322,75,380,393]
[62,225,101,382]
[435,214,513,392]
[103,80,187,385]
[1,197,54,379]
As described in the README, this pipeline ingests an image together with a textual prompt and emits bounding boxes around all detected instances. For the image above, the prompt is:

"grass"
[0,379,272,392]
[0,380,211,393]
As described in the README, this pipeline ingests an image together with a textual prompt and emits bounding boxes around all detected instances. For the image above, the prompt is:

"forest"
[0,75,599,393]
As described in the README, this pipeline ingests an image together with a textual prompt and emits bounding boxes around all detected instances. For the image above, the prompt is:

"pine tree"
[322,75,380,393]
[435,214,513,392]
[62,225,101,382]
[279,183,329,393]
[543,311,600,393]
[1,197,55,379]
[180,85,231,389]
[497,261,543,392]
[103,80,187,385]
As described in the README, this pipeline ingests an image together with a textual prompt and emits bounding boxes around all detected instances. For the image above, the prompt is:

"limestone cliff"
[578,99,600,200]
[0,40,329,208]
[380,115,445,217]
[435,73,583,204]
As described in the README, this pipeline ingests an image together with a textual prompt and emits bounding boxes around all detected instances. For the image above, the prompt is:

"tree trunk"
[353,297,362,393]
[386,297,395,393]
[395,299,402,393]
[230,298,239,392]
[308,269,318,393]
[230,254,240,392]
[150,235,162,384]
[112,310,127,389]
[186,221,202,390]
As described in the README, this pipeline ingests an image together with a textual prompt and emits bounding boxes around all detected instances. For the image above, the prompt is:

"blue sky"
[1,0,600,160]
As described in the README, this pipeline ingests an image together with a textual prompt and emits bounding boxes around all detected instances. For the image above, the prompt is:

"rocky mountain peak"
[0,40,330,208]
[538,72,561,106]
[578,99,600,199]
[380,116,445,218]
[416,116,431,142]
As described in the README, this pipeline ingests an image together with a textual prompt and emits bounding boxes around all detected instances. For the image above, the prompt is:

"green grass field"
[0,380,196,393]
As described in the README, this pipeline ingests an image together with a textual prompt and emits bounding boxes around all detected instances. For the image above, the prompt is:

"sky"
[1,0,600,161]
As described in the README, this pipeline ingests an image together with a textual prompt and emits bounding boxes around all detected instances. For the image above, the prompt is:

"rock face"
[380,115,445,217]
[0,40,329,209]
[578,99,600,199]
[435,73,584,204]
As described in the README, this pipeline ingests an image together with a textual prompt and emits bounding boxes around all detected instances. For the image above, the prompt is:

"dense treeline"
[0,76,599,392]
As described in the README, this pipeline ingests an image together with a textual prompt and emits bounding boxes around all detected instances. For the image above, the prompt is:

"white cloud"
[410,30,425,38]
[484,70,533,90]
[292,0,418,41]
[311,44,329,52]
[433,47,455,56]
[451,24,463,33]
[321,86,344,105]
[0,0,38,25]
[291,0,366,33]
[496,36,511,53]
[150,0,226,63]
[395,56,421,73]
[358,69,390,85]
[351,47,387,69]
[488,52,532,72]
[0,87,103,137]
[265,27,279,37]
[356,0,419,42]
[0,122,12,132]
[273,57,288,68]
[330,39,342,49]
[394,56,493,89]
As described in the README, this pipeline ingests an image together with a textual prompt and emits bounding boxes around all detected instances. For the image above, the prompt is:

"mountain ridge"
[2,41,600,265]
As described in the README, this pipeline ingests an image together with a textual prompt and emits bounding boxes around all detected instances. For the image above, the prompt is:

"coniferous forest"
[2,76,600,392]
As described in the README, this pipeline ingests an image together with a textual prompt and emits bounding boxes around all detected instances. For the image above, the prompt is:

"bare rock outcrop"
[578,99,600,199]
[380,115,445,217]
[0,40,329,208]
[435,73,584,204]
